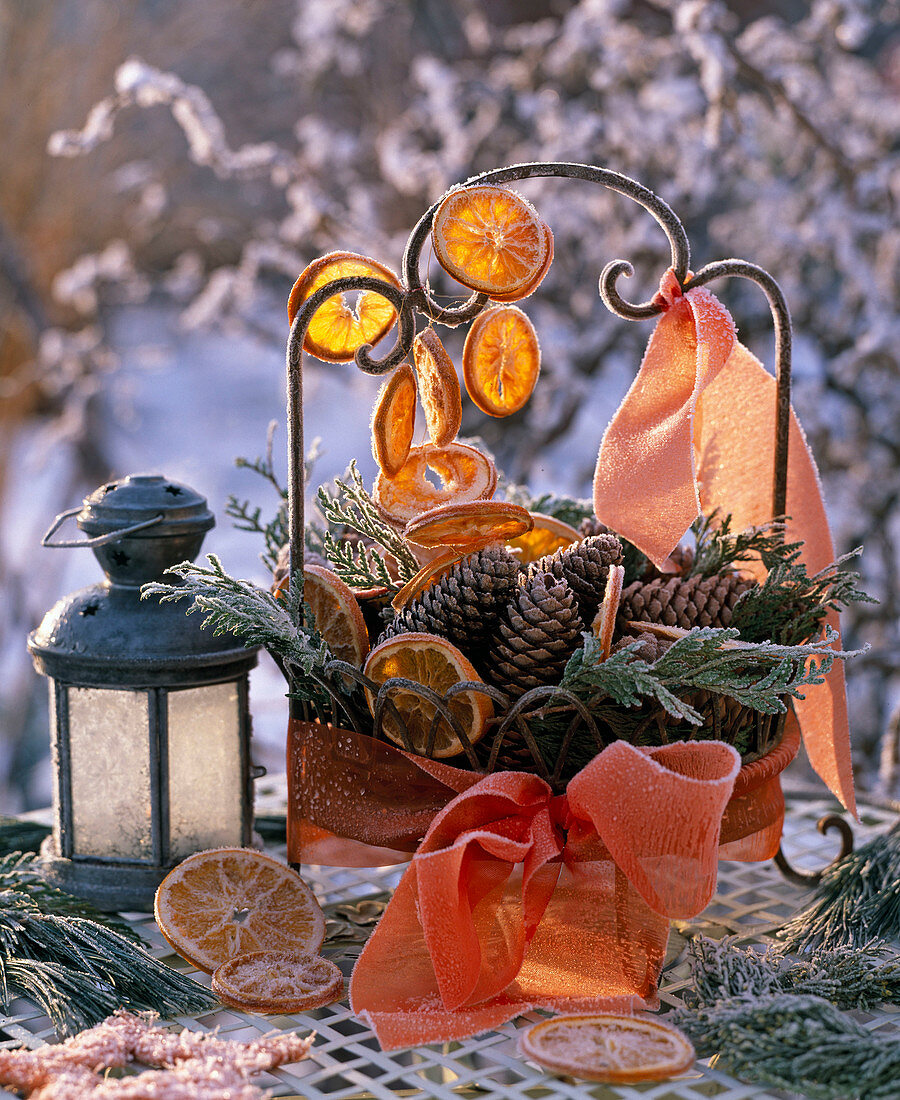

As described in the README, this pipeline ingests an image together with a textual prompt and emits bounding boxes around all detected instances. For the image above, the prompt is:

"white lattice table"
[2,792,898,1100]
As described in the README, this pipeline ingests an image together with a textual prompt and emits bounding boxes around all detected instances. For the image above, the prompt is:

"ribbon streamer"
[593,272,854,814]
[349,739,739,1050]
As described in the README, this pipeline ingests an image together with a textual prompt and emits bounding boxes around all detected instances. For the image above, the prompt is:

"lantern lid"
[76,475,215,540]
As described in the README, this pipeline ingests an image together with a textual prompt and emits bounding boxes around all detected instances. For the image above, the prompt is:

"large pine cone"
[380,545,521,658]
[617,572,755,631]
[486,572,583,700]
[530,534,623,623]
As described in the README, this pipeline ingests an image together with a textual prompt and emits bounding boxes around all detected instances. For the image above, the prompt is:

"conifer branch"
[688,510,792,577]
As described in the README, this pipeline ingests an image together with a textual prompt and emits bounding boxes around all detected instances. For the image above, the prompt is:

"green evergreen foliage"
[688,511,790,578]
[0,853,216,1036]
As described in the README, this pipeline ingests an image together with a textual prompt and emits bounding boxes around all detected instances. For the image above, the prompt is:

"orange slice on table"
[411,329,462,446]
[212,950,344,1013]
[364,633,493,758]
[302,564,370,668]
[489,221,554,303]
[154,848,326,973]
[507,512,580,564]
[463,305,541,418]
[432,185,548,297]
[520,1014,695,1084]
[405,499,533,550]
[287,251,401,363]
[371,362,417,478]
[373,442,497,528]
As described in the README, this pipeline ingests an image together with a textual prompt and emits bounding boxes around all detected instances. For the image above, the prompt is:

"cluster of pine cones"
[379,519,755,702]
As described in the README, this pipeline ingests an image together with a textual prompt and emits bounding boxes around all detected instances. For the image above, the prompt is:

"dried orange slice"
[391,547,464,612]
[303,564,370,668]
[463,305,540,418]
[411,329,462,446]
[212,951,344,1013]
[432,185,547,297]
[154,848,326,973]
[287,251,401,363]
[507,512,580,564]
[372,362,417,477]
[364,633,493,757]
[373,442,497,527]
[489,221,554,303]
[520,1014,695,1084]
[405,500,533,550]
[592,564,625,661]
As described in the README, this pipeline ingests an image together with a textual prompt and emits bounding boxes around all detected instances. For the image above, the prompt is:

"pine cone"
[486,572,583,700]
[531,534,623,623]
[380,546,521,659]
[612,630,674,663]
[617,572,755,631]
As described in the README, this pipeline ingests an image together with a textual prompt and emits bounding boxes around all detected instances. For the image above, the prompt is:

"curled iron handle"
[774,813,855,887]
[41,507,163,549]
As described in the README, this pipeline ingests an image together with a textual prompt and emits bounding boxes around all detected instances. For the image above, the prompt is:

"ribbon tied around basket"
[349,737,740,1050]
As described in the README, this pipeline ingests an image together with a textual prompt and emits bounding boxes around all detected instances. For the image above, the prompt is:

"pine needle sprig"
[316,461,419,587]
[688,510,794,578]
[672,993,900,1099]
[0,853,216,1036]
[142,556,336,704]
[686,935,900,1011]
[778,819,900,953]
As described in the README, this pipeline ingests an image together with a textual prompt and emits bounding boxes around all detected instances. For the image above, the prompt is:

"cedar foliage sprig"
[0,853,216,1036]
[673,993,900,1099]
[142,556,336,705]
[688,510,792,577]
[316,461,419,588]
[502,483,594,529]
[733,548,875,645]
[686,935,900,1010]
[778,819,900,953]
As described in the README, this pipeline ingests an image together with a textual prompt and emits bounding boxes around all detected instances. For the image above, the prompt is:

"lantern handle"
[41,507,164,549]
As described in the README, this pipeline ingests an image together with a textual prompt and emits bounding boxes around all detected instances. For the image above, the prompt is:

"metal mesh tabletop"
[2,792,898,1100]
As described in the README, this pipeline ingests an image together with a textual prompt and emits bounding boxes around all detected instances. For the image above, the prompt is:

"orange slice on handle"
[212,951,344,1013]
[489,221,554,303]
[405,500,533,550]
[302,564,370,668]
[463,305,541,418]
[154,848,326,973]
[432,186,548,297]
[364,634,493,758]
[373,442,497,527]
[287,251,401,363]
[520,1014,695,1084]
[412,329,462,446]
[372,362,417,477]
[507,512,580,564]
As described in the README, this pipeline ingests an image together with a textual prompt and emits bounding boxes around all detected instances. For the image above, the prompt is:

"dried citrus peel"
[371,362,417,477]
[373,442,498,527]
[463,304,541,418]
[412,329,462,446]
[507,512,580,564]
[404,499,533,550]
[212,950,344,1013]
[592,564,625,661]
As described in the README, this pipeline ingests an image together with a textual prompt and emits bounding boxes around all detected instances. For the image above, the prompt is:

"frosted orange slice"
[411,329,462,446]
[462,305,540,417]
[507,512,580,564]
[520,1014,695,1083]
[287,251,401,363]
[432,186,547,297]
[373,442,497,527]
[154,848,326,973]
[592,564,626,662]
[489,221,554,303]
[212,951,344,1013]
[372,362,417,477]
[364,634,493,757]
[303,564,370,668]
[405,500,533,550]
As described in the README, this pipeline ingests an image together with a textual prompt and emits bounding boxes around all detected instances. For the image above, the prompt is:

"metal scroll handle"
[41,508,164,549]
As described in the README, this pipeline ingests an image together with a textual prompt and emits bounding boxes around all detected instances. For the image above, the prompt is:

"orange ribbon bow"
[592,272,855,815]
[350,739,739,1050]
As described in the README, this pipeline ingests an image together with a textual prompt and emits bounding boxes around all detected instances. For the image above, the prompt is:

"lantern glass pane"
[68,687,153,860]
[47,681,61,838]
[167,682,244,860]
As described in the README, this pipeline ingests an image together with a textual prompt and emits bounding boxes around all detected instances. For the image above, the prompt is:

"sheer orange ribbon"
[593,271,855,815]
[350,739,739,1050]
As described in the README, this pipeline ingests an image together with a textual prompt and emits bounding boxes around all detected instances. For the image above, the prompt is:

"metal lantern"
[28,474,260,910]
